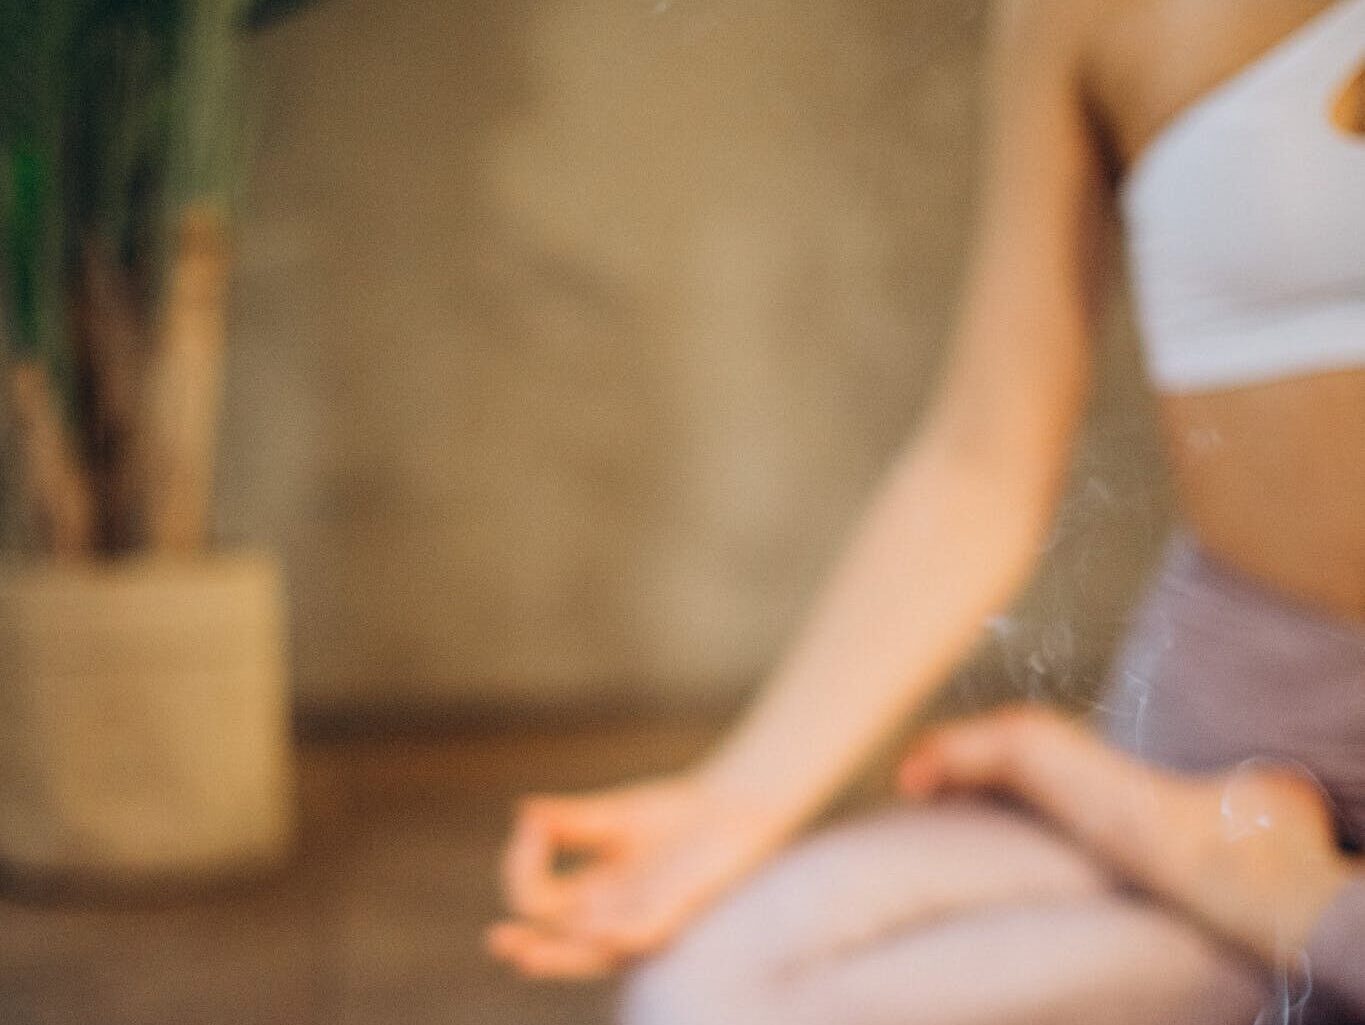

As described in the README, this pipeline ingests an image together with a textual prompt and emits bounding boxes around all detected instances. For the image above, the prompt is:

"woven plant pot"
[0,553,294,887]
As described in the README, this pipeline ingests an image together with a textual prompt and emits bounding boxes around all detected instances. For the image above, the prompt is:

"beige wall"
[219,0,1173,712]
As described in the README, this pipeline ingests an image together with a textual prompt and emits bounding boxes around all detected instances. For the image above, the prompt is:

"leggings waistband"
[1102,527,1365,841]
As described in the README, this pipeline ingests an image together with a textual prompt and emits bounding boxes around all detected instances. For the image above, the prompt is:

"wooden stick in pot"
[8,359,94,560]
[139,202,230,556]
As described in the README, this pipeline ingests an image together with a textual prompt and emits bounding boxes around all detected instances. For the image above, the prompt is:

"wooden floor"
[0,717,726,1025]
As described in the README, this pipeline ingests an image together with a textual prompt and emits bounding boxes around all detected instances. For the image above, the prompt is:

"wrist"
[688,756,815,840]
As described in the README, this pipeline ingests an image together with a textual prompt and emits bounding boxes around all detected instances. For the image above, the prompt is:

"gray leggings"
[619,532,1365,1025]
[1101,529,1365,845]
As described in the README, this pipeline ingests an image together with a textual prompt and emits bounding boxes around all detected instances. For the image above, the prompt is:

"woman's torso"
[1081,0,1365,621]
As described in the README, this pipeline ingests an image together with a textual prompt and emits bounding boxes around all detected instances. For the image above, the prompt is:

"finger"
[502,803,563,919]
[897,715,1016,796]
[523,859,624,932]
[572,898,669,955]
[901,708,1153,840]
[992,710,1162,828]
[960,708,1186,873]
[896,740,951,797]
[503,795,624,916]
[568,847,714,956]
[485,920,620,980]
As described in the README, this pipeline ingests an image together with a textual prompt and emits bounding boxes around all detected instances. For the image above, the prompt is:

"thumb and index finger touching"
[502,794,626,921]
[491,793,670,978]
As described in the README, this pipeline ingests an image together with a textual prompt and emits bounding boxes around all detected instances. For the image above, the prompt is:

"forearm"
[696,427,1056,825]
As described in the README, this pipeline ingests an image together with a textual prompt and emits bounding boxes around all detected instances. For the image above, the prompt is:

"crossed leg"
[619,800,1269,1025]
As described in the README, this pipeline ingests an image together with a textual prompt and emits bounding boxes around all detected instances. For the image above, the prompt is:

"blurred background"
[221,0,1171,713]
[0,0,1172,1021]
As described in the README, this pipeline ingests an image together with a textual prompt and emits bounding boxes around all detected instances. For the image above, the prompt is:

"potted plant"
[0,0,309,886]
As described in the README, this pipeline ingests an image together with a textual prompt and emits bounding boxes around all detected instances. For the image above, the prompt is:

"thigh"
[763,895,1268,1025]
[619,800,1267,1025]
[656,799,1109,979]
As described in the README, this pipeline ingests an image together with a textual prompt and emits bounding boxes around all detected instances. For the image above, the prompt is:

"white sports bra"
[1120,0,1365,393]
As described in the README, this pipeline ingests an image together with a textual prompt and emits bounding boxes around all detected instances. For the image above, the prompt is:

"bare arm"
[697,0,1111,824]
[491,0,1116,975]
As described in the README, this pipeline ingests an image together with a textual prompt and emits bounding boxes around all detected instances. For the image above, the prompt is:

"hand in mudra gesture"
[898,706,1359,965]
[488,775,790,978]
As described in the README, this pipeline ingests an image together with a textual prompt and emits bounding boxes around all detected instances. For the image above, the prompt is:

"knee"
[616,950,705,1025]
[616,938,777,1025]
[618,950,720,1025]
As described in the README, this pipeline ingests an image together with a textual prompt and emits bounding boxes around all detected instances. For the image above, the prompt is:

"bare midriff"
[1159,372,1365,622]
[1086,0,1365,623]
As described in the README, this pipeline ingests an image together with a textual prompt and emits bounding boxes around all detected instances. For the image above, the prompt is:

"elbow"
[916,409,1076,600]
[926,361,1087,556]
